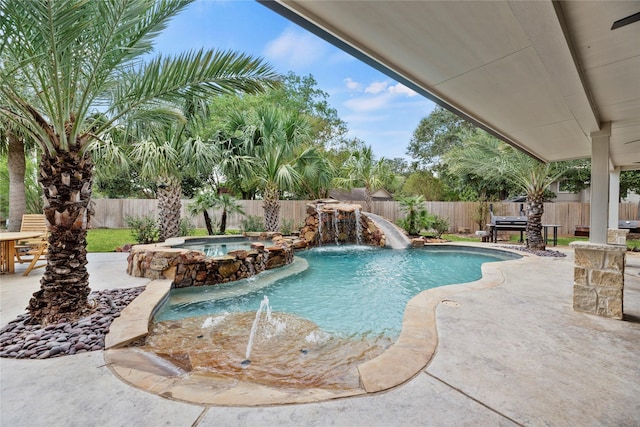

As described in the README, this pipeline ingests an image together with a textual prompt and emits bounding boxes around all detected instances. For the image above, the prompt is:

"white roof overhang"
[261,1,640,169]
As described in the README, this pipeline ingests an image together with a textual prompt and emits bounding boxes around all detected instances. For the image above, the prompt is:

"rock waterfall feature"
[300,200,408,248]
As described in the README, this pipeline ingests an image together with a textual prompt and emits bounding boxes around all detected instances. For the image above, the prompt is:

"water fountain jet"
[244,295,272,365]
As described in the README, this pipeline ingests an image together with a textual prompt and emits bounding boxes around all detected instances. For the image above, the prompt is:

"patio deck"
[1,248,638,426]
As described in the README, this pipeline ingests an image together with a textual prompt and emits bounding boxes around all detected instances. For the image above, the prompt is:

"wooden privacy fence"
[89,198,638,237]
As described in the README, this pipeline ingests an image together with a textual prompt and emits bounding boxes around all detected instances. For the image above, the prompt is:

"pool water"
[154,245,519,336]
[175,238,272,257]
[146,245,520,390]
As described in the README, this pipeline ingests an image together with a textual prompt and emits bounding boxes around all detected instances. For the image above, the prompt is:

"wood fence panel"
[90,198,635,238]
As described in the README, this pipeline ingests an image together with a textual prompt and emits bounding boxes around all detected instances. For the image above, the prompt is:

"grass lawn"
[87,228,210,252]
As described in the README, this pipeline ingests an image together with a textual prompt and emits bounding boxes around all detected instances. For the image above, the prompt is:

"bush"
[125,214,159,244]
[280,218,296,235]
[432,216,450,238]
[179,217,195,237]
[240,215,264,232]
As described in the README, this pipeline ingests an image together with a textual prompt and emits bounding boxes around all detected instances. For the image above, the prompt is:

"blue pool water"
[154,245,520,337]
[174,237,272,257]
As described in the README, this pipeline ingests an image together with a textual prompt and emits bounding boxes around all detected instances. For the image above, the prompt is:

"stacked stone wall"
[127,241,293,289]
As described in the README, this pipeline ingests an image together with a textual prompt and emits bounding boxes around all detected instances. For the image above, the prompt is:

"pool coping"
[104,242,528,406]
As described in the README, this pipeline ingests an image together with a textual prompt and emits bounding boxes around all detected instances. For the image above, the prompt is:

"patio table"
[542,224,561,246]
[0,231,44,274]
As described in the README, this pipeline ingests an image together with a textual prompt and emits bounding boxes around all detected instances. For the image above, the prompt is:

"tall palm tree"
[253,108,325,231]
[0,0,278,324]
[445,131,565,250]
[220,105,324,231]
[1,123,27,231]
[333,146,392,212]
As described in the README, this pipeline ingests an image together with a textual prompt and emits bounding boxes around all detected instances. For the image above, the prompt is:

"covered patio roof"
[261,1,640,169]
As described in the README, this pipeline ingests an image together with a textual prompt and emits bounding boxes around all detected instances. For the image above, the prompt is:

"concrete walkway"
[1,249,639,426]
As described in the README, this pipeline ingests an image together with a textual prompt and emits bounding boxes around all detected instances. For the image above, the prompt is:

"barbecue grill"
[488,204,527,243]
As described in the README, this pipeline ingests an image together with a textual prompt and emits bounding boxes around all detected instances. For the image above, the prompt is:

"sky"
[152,0,436,160]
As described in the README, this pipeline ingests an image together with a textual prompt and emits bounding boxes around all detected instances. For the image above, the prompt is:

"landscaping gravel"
[500,245,567,257]
[0,286,145,359]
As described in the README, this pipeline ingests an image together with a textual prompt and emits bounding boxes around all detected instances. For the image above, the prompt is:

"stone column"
[609,168,620,229]
[589,123,611,244]
[571,241,625,319]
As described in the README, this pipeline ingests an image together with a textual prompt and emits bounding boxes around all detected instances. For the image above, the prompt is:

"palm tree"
[399,195,426,235]
[220,105,325,231]
[445,131,565,250]
[213,193,245,234]
[334,146,392,212]
[188,191,218,235]
[1,123,27,231]
[0,0,278,324]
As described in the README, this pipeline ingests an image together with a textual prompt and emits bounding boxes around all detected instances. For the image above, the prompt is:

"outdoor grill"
[488,204,527,243]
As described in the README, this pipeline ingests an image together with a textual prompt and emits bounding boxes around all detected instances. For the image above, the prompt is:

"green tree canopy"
[406,106,476,169]
[0,0,278,323]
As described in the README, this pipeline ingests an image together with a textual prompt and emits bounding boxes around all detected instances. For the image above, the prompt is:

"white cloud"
[388,83,417,97]
[263,27,326,69]
[344,78,362,91]
[344,93,394,112]
[344,113,388,124]
[365,81,388,94]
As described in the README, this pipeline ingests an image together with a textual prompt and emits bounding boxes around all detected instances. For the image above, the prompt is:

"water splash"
[355,208,363,245]
[244,295,272,364]
[332,209,340,245]
[316,205,324,246]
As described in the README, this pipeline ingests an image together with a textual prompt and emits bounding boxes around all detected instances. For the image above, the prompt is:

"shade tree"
[0,0,278,324]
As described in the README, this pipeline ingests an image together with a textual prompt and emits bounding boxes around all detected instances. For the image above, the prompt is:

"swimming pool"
[143,245,520,390]
[154,245,519,336]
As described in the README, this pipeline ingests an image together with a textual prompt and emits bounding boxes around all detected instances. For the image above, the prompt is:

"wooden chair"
[15,214,49,275]
[19,233,48,276]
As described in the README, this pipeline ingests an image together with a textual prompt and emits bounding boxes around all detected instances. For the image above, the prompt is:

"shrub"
[280,218,296,235]
[432,216,450,238]
[179,217,195,237]
[241,215,264,232]
[125,214,159,244]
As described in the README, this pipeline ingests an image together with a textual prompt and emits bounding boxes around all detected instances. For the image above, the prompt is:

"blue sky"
[152,0,436,160]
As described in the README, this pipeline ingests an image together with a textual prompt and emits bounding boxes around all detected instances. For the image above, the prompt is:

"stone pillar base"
[607,228,629,246]
[570,241,625,319]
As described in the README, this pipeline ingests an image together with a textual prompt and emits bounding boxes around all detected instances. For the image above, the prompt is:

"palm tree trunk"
[364,185,373,213]
[263,184,280,232]
[27,147,93,324]
[220,209,228,234]
[157,176,182,241]
[203,210,214,235]
[7,131,26,231]
[526,195,545,250]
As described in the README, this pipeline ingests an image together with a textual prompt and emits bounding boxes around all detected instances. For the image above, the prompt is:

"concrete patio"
[1,248,639,426]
